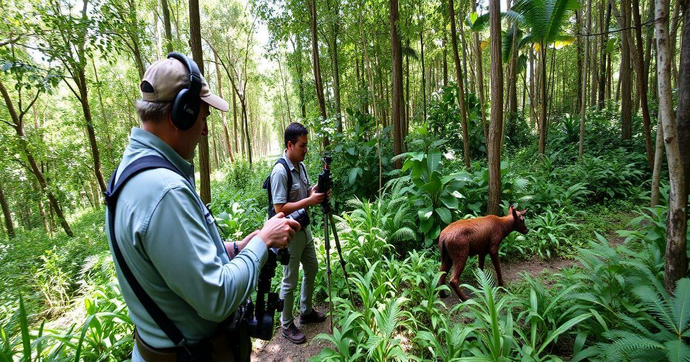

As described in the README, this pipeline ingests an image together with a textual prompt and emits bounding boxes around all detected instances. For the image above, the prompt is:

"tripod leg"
[324,214,334,334]
[328,213,355,307]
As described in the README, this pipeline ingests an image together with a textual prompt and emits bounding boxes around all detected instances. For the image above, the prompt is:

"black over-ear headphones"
[167,52,202,131]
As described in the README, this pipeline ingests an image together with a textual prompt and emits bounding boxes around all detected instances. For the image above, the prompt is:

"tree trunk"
[598,2,611,109]
[670,0,681,85]
[650,120,664,206]
[576,9,583,111]
[579,0,591,159]
[0,179,14,238]
[449,0,471,169]
[242,99,252,164]
[189,0,211,204]
[390,0,403,168]
[538,47,548,155]
[655,0,687,294]
[614,0,633,140]
[442,32,449,86]
[360,8,378,122]
[327,0,342,133]
[676,0,690,194]
[232,86,240,156]
[472,0,488,141]
[76,74,107,194]
[161,0,174,53]
[488,0,503,216]
[293,36,308,119]
[307,0,329,147]
[91,58,112,165]
[420,14,427,119]
[631,0,654,169]
[214,50,234,163]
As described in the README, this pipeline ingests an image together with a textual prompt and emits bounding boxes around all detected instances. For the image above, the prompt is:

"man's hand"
[257,212,301,249]
[309,186,326,206]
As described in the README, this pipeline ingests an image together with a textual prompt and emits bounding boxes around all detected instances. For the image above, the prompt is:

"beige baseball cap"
[140,56,229,112]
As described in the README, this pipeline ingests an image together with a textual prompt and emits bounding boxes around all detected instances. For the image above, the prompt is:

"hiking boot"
[281,322,306,344]
[299,309,327,324]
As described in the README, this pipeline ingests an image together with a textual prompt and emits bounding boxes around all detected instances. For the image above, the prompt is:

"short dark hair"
[284,122,309,147]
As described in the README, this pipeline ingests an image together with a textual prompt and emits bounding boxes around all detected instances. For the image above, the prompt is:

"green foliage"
[330,108,394,203]
[394,141,464,246]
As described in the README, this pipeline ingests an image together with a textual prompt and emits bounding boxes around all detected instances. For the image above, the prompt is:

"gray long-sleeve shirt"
[106,127,267,348]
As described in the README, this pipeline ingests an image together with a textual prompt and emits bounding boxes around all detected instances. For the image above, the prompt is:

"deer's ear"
[519,209,527,216]
[511,206,517,217]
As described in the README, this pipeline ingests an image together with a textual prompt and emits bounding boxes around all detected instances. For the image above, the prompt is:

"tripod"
[321,200,354,333]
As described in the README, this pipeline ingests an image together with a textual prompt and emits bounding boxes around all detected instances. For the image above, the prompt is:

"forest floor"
[251,212,633,361]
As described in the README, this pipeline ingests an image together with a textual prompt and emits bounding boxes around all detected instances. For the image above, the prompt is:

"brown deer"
[437,206,528,301]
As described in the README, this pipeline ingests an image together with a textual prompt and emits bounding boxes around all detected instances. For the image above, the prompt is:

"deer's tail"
[439,236,452,267]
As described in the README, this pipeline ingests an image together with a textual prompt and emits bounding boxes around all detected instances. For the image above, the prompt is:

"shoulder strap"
[276,158,292,190]
[264,158,293,218]
[104,155,188,348]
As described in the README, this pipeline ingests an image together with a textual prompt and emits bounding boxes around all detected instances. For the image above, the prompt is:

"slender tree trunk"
[576,9,583,111]
[449,0,470,169]
[488,0,503,216]
[538,47,548,155]
[214,50,234,163]
[598,2,612,109]
[420,15,427,119]
[580,0,592,159]
[161,0,174,53]
[76,76,107,194]
[613,0,633,140]
[34,180,49,233]
[405,41,410,137]
[472,0,488,141]
[189,0,211,203]
[242,99,252,163]
[92,58,112,165]
[443,33,449,86]
[0,179,14,238]
[676,0,690,194]
[327,3,342,133]
[292,36,308,119]
[360,9,378,122]
[390,0,403,168]
[655,0,687,293]
[631,0,654,168]
[651,120,664,206]
[670,0,681,85]
[232,86,240,156]
[307,0,329,147]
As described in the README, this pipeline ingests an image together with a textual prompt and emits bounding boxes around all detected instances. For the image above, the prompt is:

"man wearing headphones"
[105,53,299,361]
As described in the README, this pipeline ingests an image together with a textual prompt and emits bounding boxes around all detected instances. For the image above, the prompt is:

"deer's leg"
[489,252,505,287]
[449,253,470,301]
[478,253,486,270]
[438,253,452,298]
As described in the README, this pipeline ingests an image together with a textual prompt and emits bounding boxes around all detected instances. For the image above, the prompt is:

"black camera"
[316,153,333,212]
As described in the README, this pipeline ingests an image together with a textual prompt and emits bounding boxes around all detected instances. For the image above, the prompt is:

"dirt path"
[250,306,333,361]
[251,220,630,361]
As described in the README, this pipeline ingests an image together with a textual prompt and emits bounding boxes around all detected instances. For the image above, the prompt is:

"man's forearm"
[274,198,312,216]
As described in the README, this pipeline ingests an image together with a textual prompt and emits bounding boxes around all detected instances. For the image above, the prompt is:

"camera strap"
[104,155,189,349]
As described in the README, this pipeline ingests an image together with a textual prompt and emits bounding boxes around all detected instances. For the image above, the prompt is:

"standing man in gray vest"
[269,122,329,344]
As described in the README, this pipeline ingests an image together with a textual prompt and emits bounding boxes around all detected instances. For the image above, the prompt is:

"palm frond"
[671,278,690,335]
